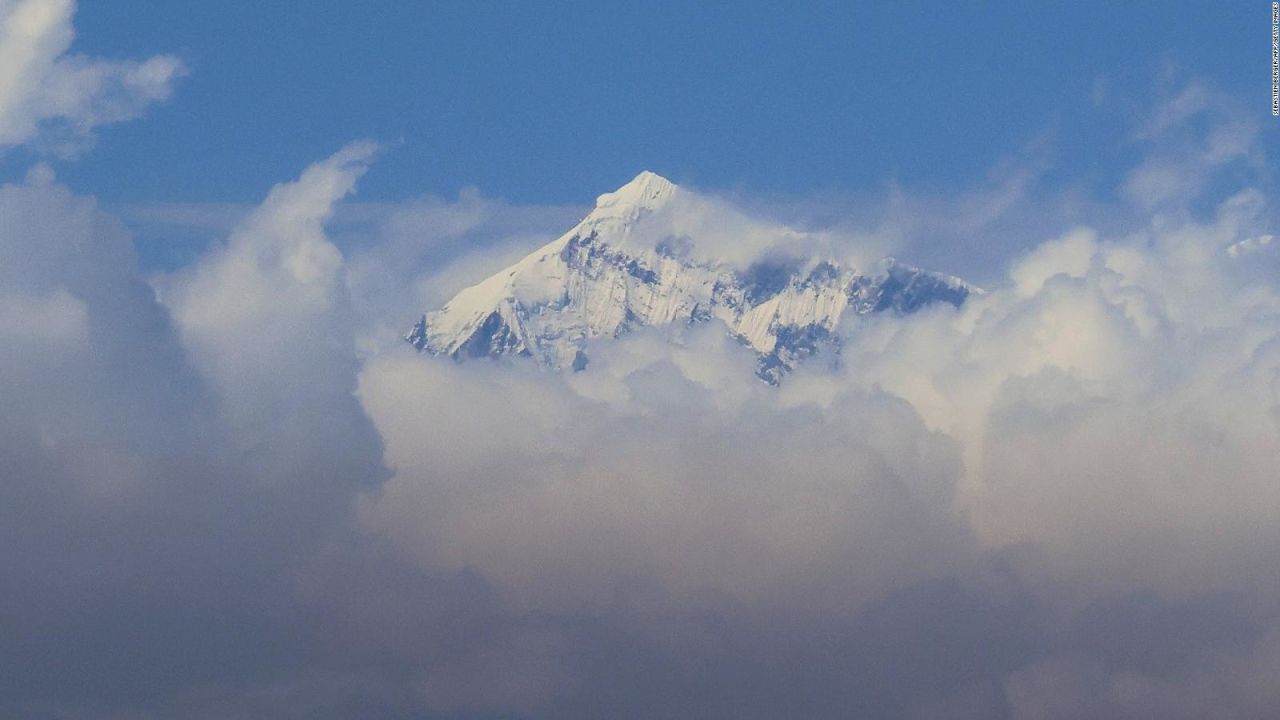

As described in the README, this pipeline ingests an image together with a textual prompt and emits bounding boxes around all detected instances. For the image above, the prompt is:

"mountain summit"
[407,172,974,383]
[593,170,676,214]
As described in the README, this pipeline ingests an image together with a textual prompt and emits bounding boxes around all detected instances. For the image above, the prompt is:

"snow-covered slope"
[407,171,974,383]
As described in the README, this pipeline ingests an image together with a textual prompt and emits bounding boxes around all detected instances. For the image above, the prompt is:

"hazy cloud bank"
[1,5,1279,715]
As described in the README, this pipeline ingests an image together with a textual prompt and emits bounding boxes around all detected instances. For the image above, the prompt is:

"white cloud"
[1122,79,1262,211]
[0,0,185,154]
[345,135,1280,715]
[1009,227,1099,297]
[162,141,377,425]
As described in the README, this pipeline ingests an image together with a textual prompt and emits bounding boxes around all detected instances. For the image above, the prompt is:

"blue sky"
[4,1,1268,210]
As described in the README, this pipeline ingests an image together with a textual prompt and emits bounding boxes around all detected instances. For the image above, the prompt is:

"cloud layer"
[350,183,1280,717]
[6,147,1280,720]
[1,6,1279,715]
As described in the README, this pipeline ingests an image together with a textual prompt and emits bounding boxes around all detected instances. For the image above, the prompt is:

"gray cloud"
[0,153,400,719]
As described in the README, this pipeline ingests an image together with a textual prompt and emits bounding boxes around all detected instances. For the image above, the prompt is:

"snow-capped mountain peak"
[407,172,975,383]
[594,170,677,214]
[576,169,678,242]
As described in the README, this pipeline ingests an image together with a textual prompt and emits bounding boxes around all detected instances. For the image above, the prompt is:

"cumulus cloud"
[342,171,1280,716]
[332,80,1280,717]
[162,141,379,424]
[0,0,185,154]
[0,150,408,719]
